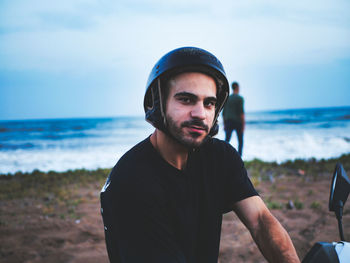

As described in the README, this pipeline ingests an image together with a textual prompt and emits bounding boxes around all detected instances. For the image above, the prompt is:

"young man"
[223,82,245,156]
[100,47,300,263]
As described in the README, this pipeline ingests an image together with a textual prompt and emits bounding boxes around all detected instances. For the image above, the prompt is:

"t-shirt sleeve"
[101,169,187,263]
[220,143,258,213]
[240,97,244,114]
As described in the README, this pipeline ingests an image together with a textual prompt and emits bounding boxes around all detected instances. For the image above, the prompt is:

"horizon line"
[1,105,350,122]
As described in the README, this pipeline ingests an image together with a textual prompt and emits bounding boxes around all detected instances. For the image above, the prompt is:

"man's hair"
[231,82,239,90]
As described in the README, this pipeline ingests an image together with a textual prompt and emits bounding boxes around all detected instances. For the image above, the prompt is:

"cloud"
[1,1,349,89]
[1,0,349,73]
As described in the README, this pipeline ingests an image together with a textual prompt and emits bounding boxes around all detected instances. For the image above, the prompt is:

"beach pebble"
[75,219,81,224]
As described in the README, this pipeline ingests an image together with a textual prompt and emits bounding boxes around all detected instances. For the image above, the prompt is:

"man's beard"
[165,115,210,148]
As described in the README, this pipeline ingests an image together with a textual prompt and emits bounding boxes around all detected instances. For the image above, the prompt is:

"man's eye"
[179,97,191,103]
[205,101,216,107]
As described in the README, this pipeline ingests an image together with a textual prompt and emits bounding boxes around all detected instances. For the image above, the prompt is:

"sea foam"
[1,107,349,174]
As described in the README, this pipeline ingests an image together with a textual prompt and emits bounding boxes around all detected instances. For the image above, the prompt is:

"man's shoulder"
[101,136,159,194]
[227,94,243,104]
[231,93,243,100]
[118,137,152,165]
[109,137,155,180]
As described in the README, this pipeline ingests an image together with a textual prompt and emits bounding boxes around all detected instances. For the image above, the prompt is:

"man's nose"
[190,103,206,119]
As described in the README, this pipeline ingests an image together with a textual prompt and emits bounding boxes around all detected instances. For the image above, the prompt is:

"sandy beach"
[1,155,349,263]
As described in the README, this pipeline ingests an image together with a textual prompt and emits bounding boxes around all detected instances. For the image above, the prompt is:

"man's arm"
[241,113,245,132]
[240,97,245,132]
[232,196,300,263]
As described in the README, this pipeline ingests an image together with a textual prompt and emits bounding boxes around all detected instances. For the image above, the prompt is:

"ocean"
[1,107,350,174]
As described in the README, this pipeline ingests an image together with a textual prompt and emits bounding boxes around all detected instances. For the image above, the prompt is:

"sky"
[0,0,350,120]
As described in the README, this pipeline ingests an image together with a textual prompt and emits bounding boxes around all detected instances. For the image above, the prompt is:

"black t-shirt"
[100,136,258,263]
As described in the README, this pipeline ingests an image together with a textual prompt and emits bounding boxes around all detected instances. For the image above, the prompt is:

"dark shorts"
[224,120,242,132]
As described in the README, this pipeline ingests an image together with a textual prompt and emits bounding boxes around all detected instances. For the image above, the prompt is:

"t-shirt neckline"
[145,135,195,175]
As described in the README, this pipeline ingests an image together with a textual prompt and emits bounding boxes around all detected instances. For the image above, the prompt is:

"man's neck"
[150,129,188,171]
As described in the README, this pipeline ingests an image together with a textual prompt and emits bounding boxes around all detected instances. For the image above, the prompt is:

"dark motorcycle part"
[302,242,340,263]
[329,163,350,241]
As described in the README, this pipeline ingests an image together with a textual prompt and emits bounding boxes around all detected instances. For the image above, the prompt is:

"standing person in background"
[222,82,245,156]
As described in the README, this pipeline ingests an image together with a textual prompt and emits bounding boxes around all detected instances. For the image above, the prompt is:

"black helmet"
[144,47,229,136]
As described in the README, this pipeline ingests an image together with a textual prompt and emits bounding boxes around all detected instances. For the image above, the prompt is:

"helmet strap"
[208,89,228,136]
[157,78,167,128]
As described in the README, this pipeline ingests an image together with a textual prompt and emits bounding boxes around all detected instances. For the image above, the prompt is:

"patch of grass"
[310,201,322,210]
[266,200,283,210]
[0,168,110,221]
[294,199,304,210]
[280,154,350,177]
[265,197,283,210]
[244,153,350,178]
[0,168,110,200]
[250,176,261,187]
